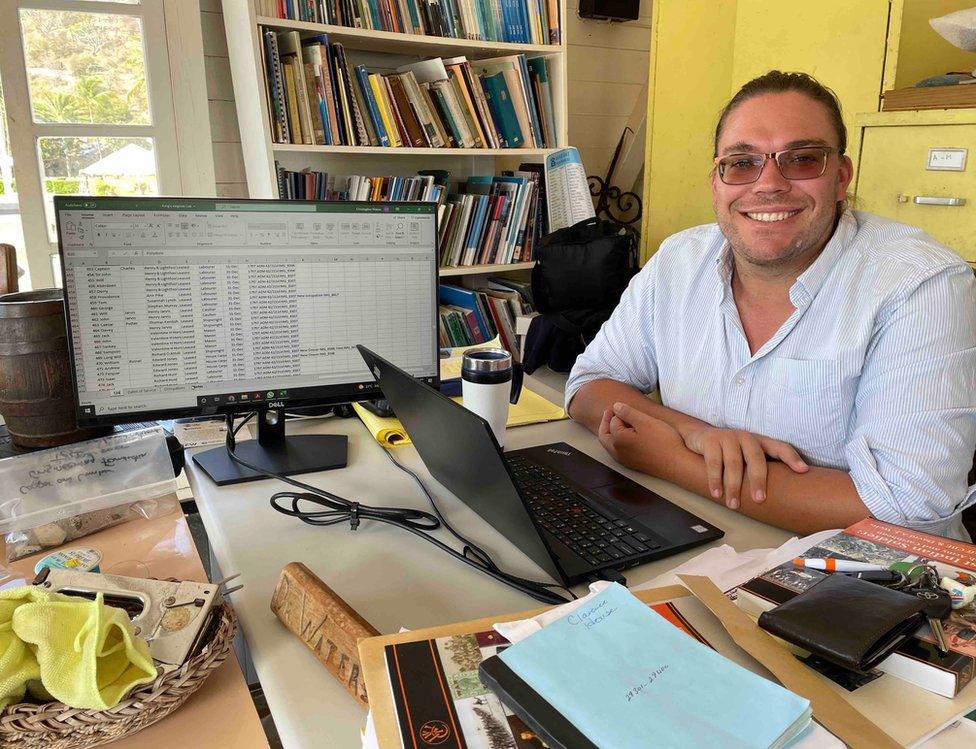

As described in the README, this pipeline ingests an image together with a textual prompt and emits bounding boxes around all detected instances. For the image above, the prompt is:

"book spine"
[387,75,427,148]
[356,66,390,147]
[369,73,400,147]
[545,0,558,43]
[402,72,446,148]
[427,85,462,148]
[302,62,326,144]
[382,76,412,148]
[332,44,356,144]
[482,73,523,148]
[448,67,486,148]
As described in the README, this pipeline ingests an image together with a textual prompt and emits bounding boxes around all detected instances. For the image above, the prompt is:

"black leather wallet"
[758,573,926,673]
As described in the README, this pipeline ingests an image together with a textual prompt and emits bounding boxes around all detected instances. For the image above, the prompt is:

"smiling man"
[566,71,976,539]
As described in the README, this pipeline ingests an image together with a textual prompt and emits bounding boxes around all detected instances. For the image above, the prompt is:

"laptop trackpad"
[590,482,668,519]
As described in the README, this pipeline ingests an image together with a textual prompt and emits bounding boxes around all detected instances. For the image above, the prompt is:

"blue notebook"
[492,583,812,749]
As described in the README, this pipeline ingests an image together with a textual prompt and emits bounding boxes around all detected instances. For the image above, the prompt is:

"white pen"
[792,558,889,572]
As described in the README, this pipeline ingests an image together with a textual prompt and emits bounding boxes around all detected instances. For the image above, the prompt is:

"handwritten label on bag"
[0,427,175,532]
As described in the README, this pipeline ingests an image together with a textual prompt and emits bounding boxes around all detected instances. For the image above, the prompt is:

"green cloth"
[0,586,157,711]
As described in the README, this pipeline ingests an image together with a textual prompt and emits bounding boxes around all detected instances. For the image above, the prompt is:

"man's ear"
[836,154,854,201]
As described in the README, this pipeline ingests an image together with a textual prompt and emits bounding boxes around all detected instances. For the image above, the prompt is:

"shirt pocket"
[762,358,847,451]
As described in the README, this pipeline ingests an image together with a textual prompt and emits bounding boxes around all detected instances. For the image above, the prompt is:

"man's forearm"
[568,379,708,435]
[652,440,869,535]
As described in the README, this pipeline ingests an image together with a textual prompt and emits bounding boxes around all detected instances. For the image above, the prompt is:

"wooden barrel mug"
[0,289,103,448]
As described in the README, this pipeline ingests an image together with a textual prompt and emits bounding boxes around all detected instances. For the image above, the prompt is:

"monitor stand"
[192,408,348,486]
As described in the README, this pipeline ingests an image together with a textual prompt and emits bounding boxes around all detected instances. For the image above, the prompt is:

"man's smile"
[742,209,803,223]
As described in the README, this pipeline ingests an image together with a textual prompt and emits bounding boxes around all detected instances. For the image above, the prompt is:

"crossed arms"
[568,379,871,535]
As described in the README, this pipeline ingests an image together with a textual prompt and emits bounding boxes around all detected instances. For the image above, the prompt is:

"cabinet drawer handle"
[913,196,966,206]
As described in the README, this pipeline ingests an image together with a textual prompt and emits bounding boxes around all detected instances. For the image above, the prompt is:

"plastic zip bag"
[0,427,178,562]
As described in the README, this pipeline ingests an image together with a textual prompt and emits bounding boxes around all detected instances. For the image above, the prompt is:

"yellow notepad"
[353,388,567,448]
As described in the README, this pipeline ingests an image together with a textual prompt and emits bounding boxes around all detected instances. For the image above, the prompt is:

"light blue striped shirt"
[566,211,976,539]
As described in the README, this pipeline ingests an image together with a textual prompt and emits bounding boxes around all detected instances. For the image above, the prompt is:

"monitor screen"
[56,197,439,427]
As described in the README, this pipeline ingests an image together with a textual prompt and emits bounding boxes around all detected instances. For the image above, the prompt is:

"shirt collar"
[713,209,858,305]
[792,209,858,304]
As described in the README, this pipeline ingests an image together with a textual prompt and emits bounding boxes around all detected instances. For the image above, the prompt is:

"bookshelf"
[221,0,569,224]
[441,260,534,277]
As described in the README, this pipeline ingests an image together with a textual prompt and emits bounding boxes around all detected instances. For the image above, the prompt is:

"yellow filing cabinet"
[855,111,976,262]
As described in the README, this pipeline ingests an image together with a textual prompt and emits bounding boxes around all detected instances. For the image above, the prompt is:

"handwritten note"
[496,583,810,747]
[566,598,616,629]
[0,427,177,533]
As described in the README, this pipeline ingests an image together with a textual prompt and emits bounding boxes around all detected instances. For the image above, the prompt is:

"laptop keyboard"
[505,456,662,568]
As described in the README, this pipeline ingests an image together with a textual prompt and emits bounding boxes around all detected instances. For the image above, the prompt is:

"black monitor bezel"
[55,195,440,427]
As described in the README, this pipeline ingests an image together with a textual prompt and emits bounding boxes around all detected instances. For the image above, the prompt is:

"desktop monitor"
[55,196,440,485]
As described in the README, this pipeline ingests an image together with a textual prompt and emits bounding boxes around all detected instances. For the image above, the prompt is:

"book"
[735,518,976,697]
[482,584,811,749]
[354,65,390,147]
[382,595,714,749]
[369,73,399,147]
[386,74,427,147]
[277,31,314,145]
[261,30,289,143]
[480,72,524,148]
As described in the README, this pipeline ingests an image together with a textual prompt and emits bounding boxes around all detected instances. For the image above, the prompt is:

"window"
[0,0,214,290]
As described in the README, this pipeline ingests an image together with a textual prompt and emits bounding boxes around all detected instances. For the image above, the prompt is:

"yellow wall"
[894,0,976,90]
[641,0,891,262]
[640,0,737,260]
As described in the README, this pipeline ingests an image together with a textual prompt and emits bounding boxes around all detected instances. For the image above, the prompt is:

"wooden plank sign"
[270,562,380,707]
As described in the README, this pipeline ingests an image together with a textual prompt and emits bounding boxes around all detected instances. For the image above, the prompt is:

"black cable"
[222,412,572,605]
[380,446,575,600]
[232,413,254,437]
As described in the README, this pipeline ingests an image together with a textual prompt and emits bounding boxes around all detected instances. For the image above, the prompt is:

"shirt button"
[735,376,745,386]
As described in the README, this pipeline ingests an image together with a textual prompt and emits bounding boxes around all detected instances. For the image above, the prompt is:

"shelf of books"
[223,0,565,284]
[271,144,558,156]
[252,0,562,47]
[256,18,558,57]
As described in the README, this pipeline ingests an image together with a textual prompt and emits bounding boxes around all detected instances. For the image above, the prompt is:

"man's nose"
[753,155,791,192]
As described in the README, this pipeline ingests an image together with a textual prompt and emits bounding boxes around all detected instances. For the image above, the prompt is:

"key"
[904,584,952,654]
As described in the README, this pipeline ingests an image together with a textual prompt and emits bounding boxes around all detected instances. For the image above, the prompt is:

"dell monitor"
[55,196,439,485]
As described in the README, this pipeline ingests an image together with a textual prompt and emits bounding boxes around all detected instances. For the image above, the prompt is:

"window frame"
[0,0,215,289]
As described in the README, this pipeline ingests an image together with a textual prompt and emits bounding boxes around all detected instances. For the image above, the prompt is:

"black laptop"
[358,346,723,586]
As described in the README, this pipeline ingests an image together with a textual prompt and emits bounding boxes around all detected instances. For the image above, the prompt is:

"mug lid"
[462,348,512,373]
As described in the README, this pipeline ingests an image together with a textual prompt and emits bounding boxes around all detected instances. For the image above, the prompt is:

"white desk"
[184,382,793,748]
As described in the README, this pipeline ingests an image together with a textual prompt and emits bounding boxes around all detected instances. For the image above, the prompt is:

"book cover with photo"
[384,602,708,749]
[736,518,976,697]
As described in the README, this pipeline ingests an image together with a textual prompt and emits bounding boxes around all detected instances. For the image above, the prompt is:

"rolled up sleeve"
[564,257,661,411]
[844,264,976,535]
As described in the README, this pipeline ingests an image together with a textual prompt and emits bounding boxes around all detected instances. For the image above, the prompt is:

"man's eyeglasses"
[714,146,836,185]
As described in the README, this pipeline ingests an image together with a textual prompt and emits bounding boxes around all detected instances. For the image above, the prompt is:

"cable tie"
[349,502,361,530]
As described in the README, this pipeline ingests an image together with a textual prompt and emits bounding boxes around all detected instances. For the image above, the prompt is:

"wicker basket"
[0,602,237,749]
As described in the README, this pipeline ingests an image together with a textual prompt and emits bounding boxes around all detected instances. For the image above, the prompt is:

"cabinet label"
[927,148,967,171]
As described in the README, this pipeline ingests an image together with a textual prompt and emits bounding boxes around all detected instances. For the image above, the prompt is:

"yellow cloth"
[8,589,156,710]
[353,388,568,448]
[0,587,60,709]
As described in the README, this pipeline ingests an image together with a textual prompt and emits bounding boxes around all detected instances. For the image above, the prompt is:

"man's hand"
[598,402,683,475]
[677,424,809,509]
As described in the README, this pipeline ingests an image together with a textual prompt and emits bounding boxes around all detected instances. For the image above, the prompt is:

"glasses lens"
[719,154,764,185]
[776,147,827,180]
